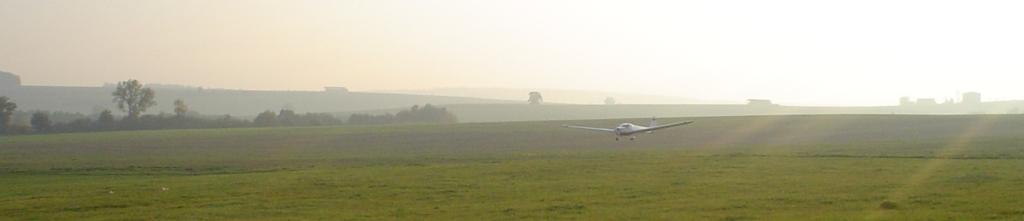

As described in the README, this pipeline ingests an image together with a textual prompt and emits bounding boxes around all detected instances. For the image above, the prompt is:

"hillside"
[0,85,510,116]
[5,84,1024,122]
[441,103,1024,122]
[379,87,715,104]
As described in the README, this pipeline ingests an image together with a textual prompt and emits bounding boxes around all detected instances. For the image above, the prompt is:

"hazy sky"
[2,0,1023,106]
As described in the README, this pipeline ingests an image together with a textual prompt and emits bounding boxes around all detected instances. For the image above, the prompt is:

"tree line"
[347,104,458,125]
[0,79,458,135]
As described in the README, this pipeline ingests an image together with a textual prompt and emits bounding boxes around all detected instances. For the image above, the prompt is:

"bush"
[5,124,32,135]
[30,112,52,133]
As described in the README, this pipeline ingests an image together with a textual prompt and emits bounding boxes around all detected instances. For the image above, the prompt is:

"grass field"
[3,115,1024,220]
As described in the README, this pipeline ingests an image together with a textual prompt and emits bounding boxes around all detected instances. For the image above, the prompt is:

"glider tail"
[648,117,658,134]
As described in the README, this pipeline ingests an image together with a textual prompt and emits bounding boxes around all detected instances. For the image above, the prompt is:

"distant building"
[324,86,349,93]
[747,99,774,106]
[0,71,20,87]
[962,92,981,104]
[916,98,937,105]
[900,97,914,106]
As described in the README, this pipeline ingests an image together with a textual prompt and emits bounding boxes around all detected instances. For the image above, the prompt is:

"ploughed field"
[3,115,1024,220]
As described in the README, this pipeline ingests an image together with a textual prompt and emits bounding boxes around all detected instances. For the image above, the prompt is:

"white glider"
[562,118,693,141]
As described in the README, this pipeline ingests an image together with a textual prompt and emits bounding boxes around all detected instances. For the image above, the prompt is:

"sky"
[1,0,1023,106]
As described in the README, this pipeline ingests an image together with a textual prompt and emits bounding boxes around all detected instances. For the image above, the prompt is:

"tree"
[254,110,277,127]
[277,109,297,126]
[604,97,617,105]
[30,112,52,133]
[0,96,16,133]
[97,109,116,130]
[173,99,189,118]
[112,79,157,119]
[528,92,544,105]
[0,97,16,132]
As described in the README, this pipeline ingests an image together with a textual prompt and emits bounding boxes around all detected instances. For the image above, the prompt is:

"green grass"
[3,115,1024,220]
